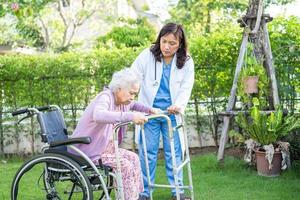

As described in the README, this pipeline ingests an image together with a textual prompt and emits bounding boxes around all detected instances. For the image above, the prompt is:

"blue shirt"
[153,59,175,120]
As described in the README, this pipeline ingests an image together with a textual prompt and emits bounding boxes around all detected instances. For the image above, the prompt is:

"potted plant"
[235,98,300,177]
[237,44,269,109]
[240,56,264,94]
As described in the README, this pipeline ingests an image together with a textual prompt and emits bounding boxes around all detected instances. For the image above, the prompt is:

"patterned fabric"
[102,142,143,200]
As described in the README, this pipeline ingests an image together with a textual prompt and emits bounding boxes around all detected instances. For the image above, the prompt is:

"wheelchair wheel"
[11,153,93,200]
[88,169,114,200]
[99,173,114,200]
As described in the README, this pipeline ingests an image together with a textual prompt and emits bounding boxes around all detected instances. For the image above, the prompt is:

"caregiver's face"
[160,33,180,59]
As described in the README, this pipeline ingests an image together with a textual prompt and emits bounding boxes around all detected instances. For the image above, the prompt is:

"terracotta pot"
[243,76,259,94]
[255,150,282,177]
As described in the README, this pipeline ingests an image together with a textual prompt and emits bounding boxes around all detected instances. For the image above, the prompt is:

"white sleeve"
[174,57,195,112]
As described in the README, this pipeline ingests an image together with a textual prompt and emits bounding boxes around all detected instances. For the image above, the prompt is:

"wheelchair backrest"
[37,107,68,151]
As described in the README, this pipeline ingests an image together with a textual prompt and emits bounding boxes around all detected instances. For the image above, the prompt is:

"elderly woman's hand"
[133,112,148,125]
[167,105,181,114]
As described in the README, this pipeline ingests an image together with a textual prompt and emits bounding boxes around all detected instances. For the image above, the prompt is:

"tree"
[0,0,53,47]
[0,0,118,51]
[170,0,296,35]
[96,18,156,48]
[49,0,118,51]
[170,0,248,35]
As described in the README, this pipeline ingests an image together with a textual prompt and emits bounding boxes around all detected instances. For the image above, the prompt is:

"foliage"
[0,15,19,45]
[0,46,143,153]
[169,0,296,36]
[0,0,53,18]
[0,0,119,51]
[189,23,241,101]
[187,16,299,107]
[96,18,156,49]
[284,130,300,160]
[0,0,52,46]
[169,0,248,35]
[16,20,45,47]
[237,44,270,108]
[268,16,300,110]
[241,56,265,77]
[0,46,140,110]
[236,98,300,146]
[188,23,241,143]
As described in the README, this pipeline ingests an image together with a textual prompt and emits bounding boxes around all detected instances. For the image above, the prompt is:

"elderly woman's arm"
[92,92,150,125]
[130,102,159,115]
[130,102,151,113]
[93,93,135,124]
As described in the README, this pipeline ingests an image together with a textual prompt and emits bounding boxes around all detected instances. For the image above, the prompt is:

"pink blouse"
[69,88,151,163]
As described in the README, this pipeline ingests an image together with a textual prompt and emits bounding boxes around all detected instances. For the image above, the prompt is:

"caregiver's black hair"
[150,23,188,69]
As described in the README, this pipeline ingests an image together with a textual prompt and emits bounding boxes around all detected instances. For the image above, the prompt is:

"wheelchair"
[11,105,128,200]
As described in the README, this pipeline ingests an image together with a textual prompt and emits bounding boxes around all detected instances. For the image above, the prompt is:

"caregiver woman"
[131,23,194,200]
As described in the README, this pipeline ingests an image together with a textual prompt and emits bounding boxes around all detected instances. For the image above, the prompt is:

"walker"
[140,113,194,200]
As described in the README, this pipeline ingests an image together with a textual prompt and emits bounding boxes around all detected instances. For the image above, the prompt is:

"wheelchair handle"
[12,108,30,116]
[12,105,57,117]
[36,105,51,111]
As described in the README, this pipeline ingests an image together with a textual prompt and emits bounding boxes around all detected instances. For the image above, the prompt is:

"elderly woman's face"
[115,83,139,105]
[160,33,180,59]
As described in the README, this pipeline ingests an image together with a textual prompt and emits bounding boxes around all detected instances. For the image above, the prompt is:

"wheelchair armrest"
[49,137,91,148]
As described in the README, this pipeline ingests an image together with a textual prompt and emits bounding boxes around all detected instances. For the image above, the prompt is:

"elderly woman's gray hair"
[109,68,141,92]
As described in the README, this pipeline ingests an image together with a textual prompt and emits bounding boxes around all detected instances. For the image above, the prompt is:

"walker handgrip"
[37,105,51,111]
[160,110,170,115]
[12,108,29,116]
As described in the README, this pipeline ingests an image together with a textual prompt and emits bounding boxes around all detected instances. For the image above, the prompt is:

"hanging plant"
[237,43,270,109]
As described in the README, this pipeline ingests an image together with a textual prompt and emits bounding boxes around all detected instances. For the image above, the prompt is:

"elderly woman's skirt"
[101,142,143,200]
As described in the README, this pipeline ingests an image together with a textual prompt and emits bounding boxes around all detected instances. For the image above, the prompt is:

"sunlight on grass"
[1,153,300,200]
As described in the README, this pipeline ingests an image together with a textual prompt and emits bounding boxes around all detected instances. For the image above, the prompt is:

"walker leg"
[141,126,153,200]
[170,137,181,200]
[114,141,125,200]
[182,117,194,200]
[139,114,194,200]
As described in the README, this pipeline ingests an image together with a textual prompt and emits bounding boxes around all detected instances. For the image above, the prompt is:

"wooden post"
[217,32,249,161]
[262,24,280,106]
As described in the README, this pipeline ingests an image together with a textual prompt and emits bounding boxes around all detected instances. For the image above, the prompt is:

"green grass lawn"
[1,153,300,200]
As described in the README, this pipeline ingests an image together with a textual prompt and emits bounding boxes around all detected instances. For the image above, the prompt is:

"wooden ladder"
[217,0,280,162]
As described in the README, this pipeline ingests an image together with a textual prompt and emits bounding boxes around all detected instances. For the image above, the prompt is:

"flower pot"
[255,150,282,177]
[243,76,259,94]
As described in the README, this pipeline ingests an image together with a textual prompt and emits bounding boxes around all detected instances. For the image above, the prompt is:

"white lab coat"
[131,48,194,154]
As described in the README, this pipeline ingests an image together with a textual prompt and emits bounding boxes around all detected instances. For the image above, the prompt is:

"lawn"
[1,153,300,200]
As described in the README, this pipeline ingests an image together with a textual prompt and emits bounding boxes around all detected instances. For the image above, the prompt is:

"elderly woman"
[70,68,156,200]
